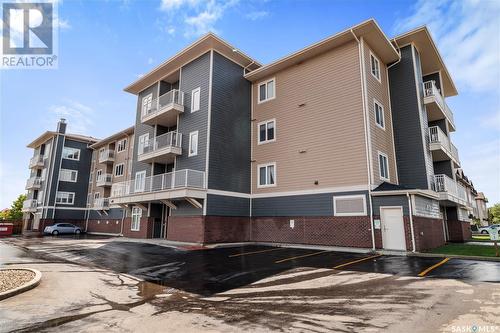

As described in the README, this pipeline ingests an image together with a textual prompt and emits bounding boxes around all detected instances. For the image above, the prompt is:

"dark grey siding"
[206,194,250,217]
[171,200,204,216]
[54,209,86,219]
[208,51,251,193]
[45,134,64,210]
[176,51,211,172]
[433,160,453,178]
[372,195,410,216]
[88,208,124,219]
[388,45,430,190]
[252,191,368,217]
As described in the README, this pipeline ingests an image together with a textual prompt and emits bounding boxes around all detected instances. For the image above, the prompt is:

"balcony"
[22,199,38,213]
[29,155,45,169]
[428,126,460,167]
[423,81,456,132]
[138,131,182,164]
[433,174,468,207]
[25,177,42,190]
[96,173,113,187]
[141,89,185,127]
[93,198,110,210]
[110,169,206,205]
[98,149,115,164]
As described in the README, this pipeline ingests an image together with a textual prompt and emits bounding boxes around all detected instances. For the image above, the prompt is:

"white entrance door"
[380,207,406,251]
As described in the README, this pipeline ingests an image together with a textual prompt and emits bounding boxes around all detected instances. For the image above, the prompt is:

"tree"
[7,194,27,220]
[489,203,500,224]
[0,209,10,220]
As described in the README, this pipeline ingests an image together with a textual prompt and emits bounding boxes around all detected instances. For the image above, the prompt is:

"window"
[134,171,146,192]
[55,192,75,205]
[115,163,124,177]
[142,93,153,116]
[189,131,199,157]
[96,169,102,181]
[59,169,78,182]
[374,100,385,129]
[62,147,80,160]
[131,207,142,231]
[257,163,276,188]
[138,133,149,155]
[117,139,127,153]
[94,192,100,200]
[89,172,93,183]
[378,152,389,181]
[258,119,276,144]
[191,87,201,112]
[333,195,367,216]
[258,78,275,103]
[370,52,381,82]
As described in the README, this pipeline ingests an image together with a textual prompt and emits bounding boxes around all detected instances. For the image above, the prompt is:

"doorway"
[380,207,406,251]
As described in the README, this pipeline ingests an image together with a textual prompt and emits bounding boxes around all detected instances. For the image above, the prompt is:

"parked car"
[478,224,500,235]
[44,223,82,235]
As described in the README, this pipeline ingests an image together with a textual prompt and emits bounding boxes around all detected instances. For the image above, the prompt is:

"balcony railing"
[434,174,468,206]
[141,89,185,119]
[111,169,205,198]
[93,198,110,210]
[98,149,115,164]
[96,173,113,187]
[22,199,38,212]
[25,177,42,190]
[138,131,182,155]
[29,155,45,168]
[428,126,460,164]
[423,81,455,126]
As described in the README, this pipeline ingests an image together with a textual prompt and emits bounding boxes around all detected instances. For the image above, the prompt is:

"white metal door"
[380,207,406,251]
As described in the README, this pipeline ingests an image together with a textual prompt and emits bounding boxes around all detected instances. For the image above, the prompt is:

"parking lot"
[1,236,500,332]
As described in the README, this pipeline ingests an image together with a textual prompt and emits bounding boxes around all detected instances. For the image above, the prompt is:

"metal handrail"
[423,81,455,125]
[138,131,182,155]
[141,89,185,119]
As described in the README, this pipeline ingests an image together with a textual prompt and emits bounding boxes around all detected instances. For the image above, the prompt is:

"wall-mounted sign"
[374,219,381,229]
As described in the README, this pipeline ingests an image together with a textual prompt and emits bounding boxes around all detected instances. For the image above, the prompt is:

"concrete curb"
[0,268,42,301]
[409,252,500,262]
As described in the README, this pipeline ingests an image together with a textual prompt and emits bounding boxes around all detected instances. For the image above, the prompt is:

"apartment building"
[85,126,134,235]
[475,192,489,226]
[22,119,98,231]
[23,19,486,252]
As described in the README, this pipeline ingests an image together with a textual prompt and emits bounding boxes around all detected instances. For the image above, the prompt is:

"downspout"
[351,29,376,251]
[406,192,417,252]
[120,207,125,236]
[387,39,402,70]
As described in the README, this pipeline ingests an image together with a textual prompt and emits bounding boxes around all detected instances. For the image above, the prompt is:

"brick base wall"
[413,216,446,251]
[37,219,86,232]
[86,219,122,234]
[122,217,154,239]
[447,220,472,242]
[167,216,204,243]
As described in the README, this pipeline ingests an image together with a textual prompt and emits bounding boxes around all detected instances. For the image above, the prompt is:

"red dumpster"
[0,223,14,237]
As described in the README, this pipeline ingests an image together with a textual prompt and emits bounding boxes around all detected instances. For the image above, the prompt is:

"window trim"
[117,139,127,153]
[188,131,199,157]
[62,147,80,161]
[59,168,78,183]
[257,162,277,188]
[257,119,276,145]
[191,87,201,113]
[378,151,390,181]
[141,93,153,116]
[55,191,75,205]
[114,163,124,177]
[333,194,367,217]
[138,133,150,155]
[134,171,146,192]
[369,50,381,83]
[257,77,276,104]
[131,207,142,231]
[373,99,385,130]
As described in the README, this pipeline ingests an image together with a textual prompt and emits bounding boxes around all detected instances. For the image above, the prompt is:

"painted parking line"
[418,257,450,277]
[333,254,383,270]
[274,250,330,264]
[228,247,285,258]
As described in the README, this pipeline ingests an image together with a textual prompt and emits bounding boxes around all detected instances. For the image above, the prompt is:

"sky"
[0,0,499,208]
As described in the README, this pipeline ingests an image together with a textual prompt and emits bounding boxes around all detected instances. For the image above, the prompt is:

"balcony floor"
[142,104,183,127]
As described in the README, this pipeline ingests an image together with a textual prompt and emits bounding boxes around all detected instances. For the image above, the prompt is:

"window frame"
[257,78,276,104]
[257,162,277,188]
[378,151,390,181]
[62,147,80,161]
[333,194,367,217]
[55,191,75,205]
[188,131,199,157]
[131,207,142,231]
[191,87,201,113]
[134,170,146,192]
[257,119,276,145]
[373,99,385,130]
[117,139,127,153]
[114,163,124,177]
[141,93,153,116]
[59,169,78,182]
[138,133,150,155]
[369,51,381,83]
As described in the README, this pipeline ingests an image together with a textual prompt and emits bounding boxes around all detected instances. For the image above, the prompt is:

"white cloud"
[245,10,268,21]
[48,100,95,134]
[160,0,201,11]
[394,0,500,93]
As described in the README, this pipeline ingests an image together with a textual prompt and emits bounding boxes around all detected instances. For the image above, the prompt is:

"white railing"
[98,149,115,163]
[29,155,44,168]
[434,174,459,197]
[428,126,460,163]
[141,89,185,119]
[26,177,42,189]
[22,199,38,210]
[138,131,182,155]
[96,173,113,186]
[111,169,205,198]
[423,81,455,125]
[457,182,467,202]
[458,208,471,222]
[93,198,110,210]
